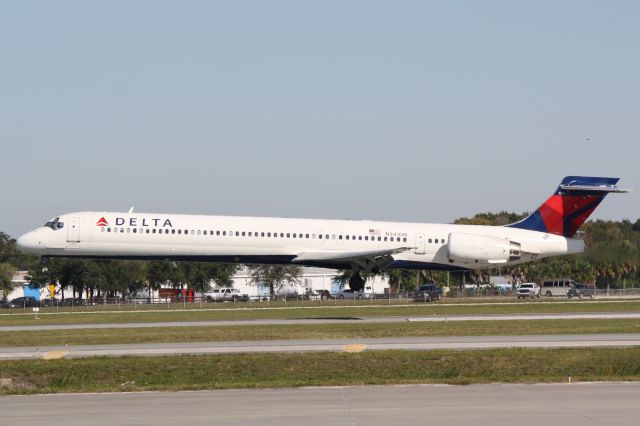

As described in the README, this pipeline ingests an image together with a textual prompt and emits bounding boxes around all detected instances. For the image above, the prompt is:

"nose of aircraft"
[16,231,43,254]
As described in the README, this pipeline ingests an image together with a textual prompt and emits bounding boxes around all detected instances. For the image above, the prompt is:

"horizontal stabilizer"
[559,176,630,193]
[508,176,630,237]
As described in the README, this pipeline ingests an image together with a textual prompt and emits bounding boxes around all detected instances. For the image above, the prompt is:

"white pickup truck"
[203,288,249,302]
[516,283,540,299]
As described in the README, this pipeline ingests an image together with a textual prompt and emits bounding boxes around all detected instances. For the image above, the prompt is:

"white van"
[541,279,577,297]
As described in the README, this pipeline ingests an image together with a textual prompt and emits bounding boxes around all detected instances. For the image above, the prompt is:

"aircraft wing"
[292,247,413,270]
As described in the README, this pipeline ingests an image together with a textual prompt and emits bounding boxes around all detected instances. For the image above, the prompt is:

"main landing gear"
[348,273,365,291]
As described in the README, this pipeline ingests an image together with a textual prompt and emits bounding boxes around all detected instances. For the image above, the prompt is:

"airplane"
[16,176,629,290]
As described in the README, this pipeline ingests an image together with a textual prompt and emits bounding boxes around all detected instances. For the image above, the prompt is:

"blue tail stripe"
[509,210,547,233]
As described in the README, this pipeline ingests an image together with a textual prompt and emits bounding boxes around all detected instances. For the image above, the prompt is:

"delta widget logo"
[96,217,108,227]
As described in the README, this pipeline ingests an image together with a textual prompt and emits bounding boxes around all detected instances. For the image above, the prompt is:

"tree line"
[1,214,638,299]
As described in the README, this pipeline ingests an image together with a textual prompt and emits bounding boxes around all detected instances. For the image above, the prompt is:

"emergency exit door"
[414,233,425,255]
[67,217,80,242]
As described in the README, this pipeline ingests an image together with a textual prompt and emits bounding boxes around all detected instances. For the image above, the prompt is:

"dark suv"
[413,284,443,302]
[8,296,41,308]
[567,283,596,299]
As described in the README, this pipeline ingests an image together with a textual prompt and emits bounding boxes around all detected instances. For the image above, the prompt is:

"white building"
[230,267,390,297]
[2,267,391,301]
[3,271,43,301]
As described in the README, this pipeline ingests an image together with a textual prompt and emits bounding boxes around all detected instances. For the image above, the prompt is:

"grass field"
[1,300,639,326]
[1,347,639,394]
[1,319,640,347]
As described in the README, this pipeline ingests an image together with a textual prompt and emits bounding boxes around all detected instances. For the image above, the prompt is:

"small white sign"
[32,307,40,312]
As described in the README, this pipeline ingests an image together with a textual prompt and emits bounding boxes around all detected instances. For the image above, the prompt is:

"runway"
[2,333,640,360]
[2,311,640,331]
[1,382,639,426]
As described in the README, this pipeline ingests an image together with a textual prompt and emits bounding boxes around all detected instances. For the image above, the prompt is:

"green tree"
[0,263,15,300]
[249,265,301,298]
[0,232,39,270]
[180,263,237,293]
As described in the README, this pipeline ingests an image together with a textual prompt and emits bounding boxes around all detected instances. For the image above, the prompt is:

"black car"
[413,284,443,302]
[8,296,41,308]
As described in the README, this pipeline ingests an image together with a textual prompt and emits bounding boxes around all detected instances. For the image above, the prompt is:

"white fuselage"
[16,211,584,271]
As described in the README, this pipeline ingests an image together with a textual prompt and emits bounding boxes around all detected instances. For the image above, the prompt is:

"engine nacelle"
[447,233,512,264]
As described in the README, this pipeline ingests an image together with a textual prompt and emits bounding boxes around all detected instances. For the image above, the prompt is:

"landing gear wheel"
[348,274,365,291]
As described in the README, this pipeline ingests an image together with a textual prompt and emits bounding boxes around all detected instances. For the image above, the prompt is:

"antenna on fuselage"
[128,206,135,214]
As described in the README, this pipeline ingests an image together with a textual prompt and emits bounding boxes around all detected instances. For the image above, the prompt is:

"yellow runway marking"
[343,344,367,353]
[42,351,67,360]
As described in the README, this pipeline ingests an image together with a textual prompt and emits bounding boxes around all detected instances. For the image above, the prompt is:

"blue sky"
[1,1,638,237]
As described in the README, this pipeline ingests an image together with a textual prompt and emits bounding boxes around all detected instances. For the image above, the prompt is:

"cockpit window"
[44,217,64,230]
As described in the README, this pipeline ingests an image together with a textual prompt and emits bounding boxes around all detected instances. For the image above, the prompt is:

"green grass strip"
[2,319,640,347]
[1,300,639,326]
[1,347,640,395]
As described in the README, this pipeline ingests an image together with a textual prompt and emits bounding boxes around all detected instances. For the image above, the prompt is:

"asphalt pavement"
[1,311,640,331]
[1,382,639,426]
[2,333,640,360]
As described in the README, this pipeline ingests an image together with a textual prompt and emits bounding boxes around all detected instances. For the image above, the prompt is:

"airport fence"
[2,288,640,313]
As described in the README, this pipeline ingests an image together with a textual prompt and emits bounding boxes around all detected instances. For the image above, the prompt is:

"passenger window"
[267,232,271,237]
[319,234,322,239]
[286,233,290,238]
[384,237,388,242]
[377,236,381,241]
[152,229,156,234]
[280,233,284,238]
[390,237,393,242]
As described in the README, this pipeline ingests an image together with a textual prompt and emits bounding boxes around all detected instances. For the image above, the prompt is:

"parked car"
[8,296,41,308]
[0,300,9,309]
[516,283,540,299]
[203,288,249,302]
[413,284,443,302]
[567,283,596,299]
[333,289,373,300]
[40,298,59,307]
[58,298,85,307]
